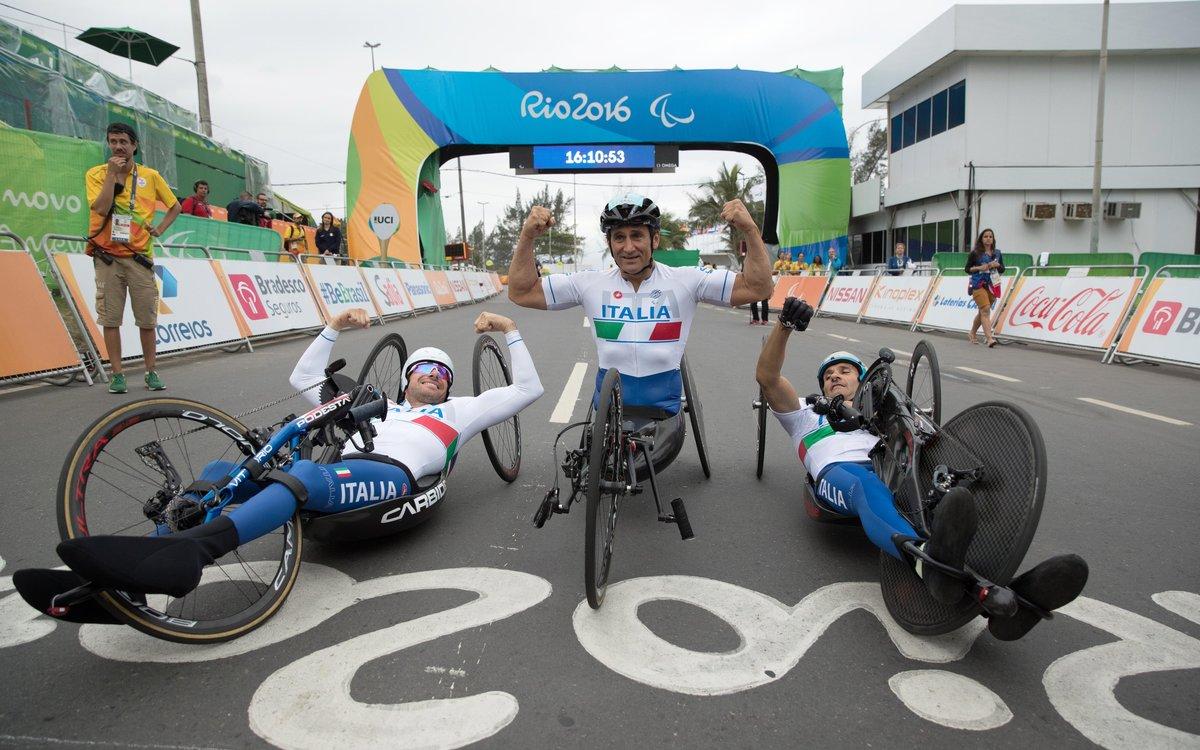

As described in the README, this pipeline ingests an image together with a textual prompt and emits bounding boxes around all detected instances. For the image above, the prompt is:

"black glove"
[805,394,830,414]
[826,395,865,432]
[779,297,814,331]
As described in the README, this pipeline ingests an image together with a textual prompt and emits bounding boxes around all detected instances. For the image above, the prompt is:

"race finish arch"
[347,68,849,266]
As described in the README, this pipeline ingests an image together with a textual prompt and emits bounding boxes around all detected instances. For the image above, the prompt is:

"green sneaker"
[144,370,166,391]
[107,372,127,394]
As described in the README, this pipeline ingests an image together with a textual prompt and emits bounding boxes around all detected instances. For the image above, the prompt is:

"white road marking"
[425,666,468,677]
[891,348,913,357]
[582,316,590,328]
[825,333,849,340]
[889,670,1012,731]
[846,337,861,343]
[549,362,589,423]
[955,366,1021,383]
[0,736,226,750]
[1076,397,1192,426]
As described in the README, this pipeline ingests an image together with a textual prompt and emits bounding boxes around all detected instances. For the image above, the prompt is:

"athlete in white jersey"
[508,193,773,413]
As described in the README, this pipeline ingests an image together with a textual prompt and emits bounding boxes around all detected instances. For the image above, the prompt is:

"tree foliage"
[686,163,765,253]
[657,210,689,250]
[484,186,584,269]
[851,121,889,185]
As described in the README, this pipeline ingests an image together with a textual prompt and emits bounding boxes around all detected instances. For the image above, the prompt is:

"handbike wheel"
[585,368,624,609]
[358,332,408,402]
[754,386,767,480]
[906,339,942,426]
[58,398,302,644]
[472,333,521,482]
[680,355,710,479]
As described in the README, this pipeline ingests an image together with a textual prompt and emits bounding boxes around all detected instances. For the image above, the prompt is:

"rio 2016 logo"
[519,91,694,128]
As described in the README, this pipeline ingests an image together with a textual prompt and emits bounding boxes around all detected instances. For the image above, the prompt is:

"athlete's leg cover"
[195,460,262,504]
[988,554,1088,641]
[814,462,918,558]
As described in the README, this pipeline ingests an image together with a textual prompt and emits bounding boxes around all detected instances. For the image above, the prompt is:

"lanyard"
[124,163,139,213]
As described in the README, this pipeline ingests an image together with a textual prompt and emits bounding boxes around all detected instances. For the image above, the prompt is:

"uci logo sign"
[369,204,400,241]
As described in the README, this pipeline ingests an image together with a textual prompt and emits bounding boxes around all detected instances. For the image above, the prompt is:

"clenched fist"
[779,297,814,331]
[720,199,758,233]
[474,311,516,334]
[331,308,371,331]
[520,206,555,240]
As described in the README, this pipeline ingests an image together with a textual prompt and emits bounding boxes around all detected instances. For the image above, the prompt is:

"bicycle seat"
[625,410,686,480]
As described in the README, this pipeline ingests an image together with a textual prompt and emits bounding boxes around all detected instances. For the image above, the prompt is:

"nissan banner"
[818,275,877,317]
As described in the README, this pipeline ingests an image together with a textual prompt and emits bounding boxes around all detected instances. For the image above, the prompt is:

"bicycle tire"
[472,334,521,483]
[755,386,767,479]
[907,340,942,426]
[58,398,302,643]
[585,368,624,609]
[679,355,710,479]
[358,333,408,402]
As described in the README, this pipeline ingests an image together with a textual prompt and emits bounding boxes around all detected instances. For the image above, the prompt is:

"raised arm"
[455,312,544,445]
[507,206,555,309]
[724,200,774,306]
[288,308,371,405]
[756,298,815,413]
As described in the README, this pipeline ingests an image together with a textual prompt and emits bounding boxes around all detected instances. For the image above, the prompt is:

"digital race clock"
[509,145,678,174]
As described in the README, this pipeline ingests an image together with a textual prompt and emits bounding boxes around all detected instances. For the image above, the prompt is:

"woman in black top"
[315,212,342,257]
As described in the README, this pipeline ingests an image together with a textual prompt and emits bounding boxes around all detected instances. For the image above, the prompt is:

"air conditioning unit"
[1063,202,1093,220]
[1022,202,1057,221]
[1104,201,1142,219]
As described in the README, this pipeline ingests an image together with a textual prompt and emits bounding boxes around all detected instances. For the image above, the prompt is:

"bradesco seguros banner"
[216,259,323,337]
[53,253,245,360]
[398,268,438,310]
[303,264,383,322]
[1114,277,1200,366]
[362,267,414,317]
[447,270,474,304]
[995,275,1141,351]
[818,274,877,317]
[860,275,935,324]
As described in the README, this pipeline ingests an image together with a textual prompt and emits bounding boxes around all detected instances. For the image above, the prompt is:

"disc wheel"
[585,368,625,609]
[58,398,302,644]
[906,339,942,427]
[680,355,710,479]
[358,333,408,402]
[472,333,521,482]
[754,386,767,479]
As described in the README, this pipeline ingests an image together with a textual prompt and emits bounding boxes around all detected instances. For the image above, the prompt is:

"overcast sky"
[9,0,1122,263]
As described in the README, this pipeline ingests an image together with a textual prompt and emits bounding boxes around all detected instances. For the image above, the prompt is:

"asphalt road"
[1,295,1197,749]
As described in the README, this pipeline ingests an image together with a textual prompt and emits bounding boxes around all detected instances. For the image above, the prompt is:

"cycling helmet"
[600,193,661,234]
[403,346,455,390]
[816,351,866,388]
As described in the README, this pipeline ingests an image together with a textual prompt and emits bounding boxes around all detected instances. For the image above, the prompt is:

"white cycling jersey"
[540,263,736,412]
[290,327,543,480]
[771,405,880,480]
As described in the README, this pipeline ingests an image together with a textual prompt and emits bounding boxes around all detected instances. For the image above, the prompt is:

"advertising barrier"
[768,275,829,310]
[0,246,89,381]
[53,253,248,360]
[464,271,492,300]
[215,259,324,337]
[916,275,1007,333]
[860,274,935,324]
[1112,274,1200,368]
[398,269,439,310]
[818,274,878,318]
[447,270,474,305]
[490,272,503,291]
[303,263,383,323]
[995,273,1142,352]
[424,270,459,308]
[362,267,415,317]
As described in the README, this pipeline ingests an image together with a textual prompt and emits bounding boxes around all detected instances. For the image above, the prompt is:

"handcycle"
[752,339,1053,635]
[26,331,521,644]
[534,356,709,609]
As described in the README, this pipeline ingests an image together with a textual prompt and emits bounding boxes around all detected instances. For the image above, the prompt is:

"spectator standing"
[85,123,180,394]
[283,213,308,257]
[887,241,915,275]
[827,242,844,275]
[773,250,791,275]
[256,193,274,228]
[315,212,342,259]
[965,228,1004,347]
[179,180,212,218]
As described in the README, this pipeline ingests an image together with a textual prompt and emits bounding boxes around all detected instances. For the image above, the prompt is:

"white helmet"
[403,347,455,390]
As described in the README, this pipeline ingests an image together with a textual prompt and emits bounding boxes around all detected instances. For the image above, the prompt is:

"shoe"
[967,335,979,345]
[145,370,165,391]
[987,339,998,348]
[988,554,1089,641]
[107,373,127,394]
[919,487,978,604]
[12,568,122,624]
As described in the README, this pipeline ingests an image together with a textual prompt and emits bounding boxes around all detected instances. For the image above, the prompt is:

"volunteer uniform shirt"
[540,264,736,413]
[85,163,178,257]
[772,405,880,480]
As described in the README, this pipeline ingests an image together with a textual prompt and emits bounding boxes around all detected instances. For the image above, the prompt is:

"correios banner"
[348,69,849,264]
[819,275,877,318]
[995,276,1141,350]
[1114,277,1200,366]
[860,275,935,324]
[216,259,324,336]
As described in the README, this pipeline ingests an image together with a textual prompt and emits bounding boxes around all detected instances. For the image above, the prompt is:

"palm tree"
[687,163,765,254]
[657,210,689,250]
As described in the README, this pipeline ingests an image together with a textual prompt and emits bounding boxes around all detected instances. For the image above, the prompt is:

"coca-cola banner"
[1114,277,1200,366]
[995,276,1141,351]
[860,275,935,324]
[361,268,414,317]
[216,259,324,337]
[818,275,878,318]
[917,276,1007,333]
[302,264,384,323]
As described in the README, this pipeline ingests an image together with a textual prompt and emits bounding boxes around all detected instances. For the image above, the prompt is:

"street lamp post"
[477,201,489,269]
[363,41,380,71]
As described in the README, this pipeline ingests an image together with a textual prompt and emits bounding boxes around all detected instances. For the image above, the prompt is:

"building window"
[917,98,931,142]
[890,114,902,153]
[931,90,947,135]
[902,106,916,149]
[948,80,966,128]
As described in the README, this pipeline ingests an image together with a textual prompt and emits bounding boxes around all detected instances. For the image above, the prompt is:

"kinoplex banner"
[303,264,383,321]
[768,275,828,310]
[1115,277,1200,366]
[818,274,877,317]
[424,270,459,307]
[216,259,323,337]
[363,267,414,317]
[0,250,83,378]
[447,270,474,304]
[995,275,1141,350]
[860,275,935,324]
[53,253,245,360]
[398,268,438,310]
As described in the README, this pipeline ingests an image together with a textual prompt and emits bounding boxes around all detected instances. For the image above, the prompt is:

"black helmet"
[600,193,660,234]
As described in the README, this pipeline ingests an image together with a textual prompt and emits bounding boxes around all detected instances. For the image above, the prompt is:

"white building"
[850,1,1200,264]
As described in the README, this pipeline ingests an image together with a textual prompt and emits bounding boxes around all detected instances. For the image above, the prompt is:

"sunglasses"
[410,362,452,383]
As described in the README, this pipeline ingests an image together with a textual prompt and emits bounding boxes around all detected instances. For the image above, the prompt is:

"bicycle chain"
[154,381,325,443]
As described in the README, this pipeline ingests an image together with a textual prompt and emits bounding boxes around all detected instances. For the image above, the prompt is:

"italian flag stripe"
[594,320,624,340]
[413,415,460,469]
[797,424,835,462]
[649,321,682,341]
